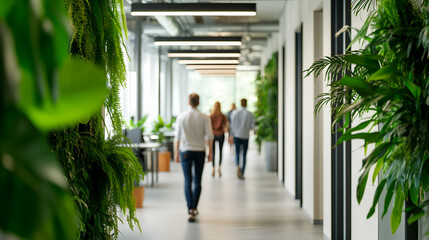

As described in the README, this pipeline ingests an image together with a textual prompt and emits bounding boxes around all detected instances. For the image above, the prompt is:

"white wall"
[350,9,379,240]
[321,1,332,238]
[282,0,300,199]
[261,33,279,72]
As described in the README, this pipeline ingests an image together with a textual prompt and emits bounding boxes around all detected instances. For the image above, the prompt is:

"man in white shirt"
[174,93,214,222]
[229,98,255,180]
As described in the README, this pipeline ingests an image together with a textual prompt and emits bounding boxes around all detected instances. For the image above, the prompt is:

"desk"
[121,142,161,187]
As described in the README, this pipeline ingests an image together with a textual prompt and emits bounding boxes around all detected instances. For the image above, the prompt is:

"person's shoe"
[212,168,215,177]
[237,167,243,179]
[192,209,199,216]
[218,168,222,177]
[188,209,197,222]
[188,214,196,222]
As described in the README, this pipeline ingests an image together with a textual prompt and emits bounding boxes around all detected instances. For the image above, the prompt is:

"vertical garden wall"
[0,0,141,239]
[255,52,278,146]
[49,0,142,239]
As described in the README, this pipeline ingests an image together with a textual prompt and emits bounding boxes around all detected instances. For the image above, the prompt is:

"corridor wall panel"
[282,0,300,199]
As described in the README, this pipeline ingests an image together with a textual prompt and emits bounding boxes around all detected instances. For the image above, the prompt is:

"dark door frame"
[295,24,303,207]
[282,44,286,184]
[331,0,351,239]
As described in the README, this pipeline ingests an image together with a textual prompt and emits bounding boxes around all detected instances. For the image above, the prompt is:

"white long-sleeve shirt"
[230,107,255,139]
[174,108,214,151]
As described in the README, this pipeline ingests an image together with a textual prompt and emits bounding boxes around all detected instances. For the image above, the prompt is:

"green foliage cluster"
[47,0,142,239]
[255,52,278,145]
[0,0,110,239]
[151,116,176,144]
[127,115,149,133]
[307,0,429,233]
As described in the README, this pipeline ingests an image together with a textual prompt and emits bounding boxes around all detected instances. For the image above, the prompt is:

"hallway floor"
[118,144,323,240]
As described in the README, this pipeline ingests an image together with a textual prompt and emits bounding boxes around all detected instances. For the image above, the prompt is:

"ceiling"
[124,0,287,65]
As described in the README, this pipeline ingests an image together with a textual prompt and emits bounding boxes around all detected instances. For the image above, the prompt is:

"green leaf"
[362,143,389,170]
[0,1,14,18]
[0,110,77,239]
[344,54,380,73]
[404,78,421,100]
[21,57,107,131]
[391,187,404,234]
[337,76,375,97]
[382,181,396,218]
[344,119,373,136]
[337,132,382,145]
[372,158,384,183]
[357,169,370,203]
[408,210,425,225]
[368,65,397,81]
[367,179,387,218]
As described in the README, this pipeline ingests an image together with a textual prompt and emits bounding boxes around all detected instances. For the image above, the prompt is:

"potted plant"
[126,115,148,208]
[255,52,278,172]
[152,116,171,171]
[306,0,429,234]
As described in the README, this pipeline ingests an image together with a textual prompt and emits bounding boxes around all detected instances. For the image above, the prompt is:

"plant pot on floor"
[263,141,278,172]
[133,187,144,208]
[158,151,171,172]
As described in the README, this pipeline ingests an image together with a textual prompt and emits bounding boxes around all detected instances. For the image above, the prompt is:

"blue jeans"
[234,137,249,175]
[180,151,205,212]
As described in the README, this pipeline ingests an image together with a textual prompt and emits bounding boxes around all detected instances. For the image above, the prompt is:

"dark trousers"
[180,151,205,211]
[234,137,249,175]
[212,134,225,167]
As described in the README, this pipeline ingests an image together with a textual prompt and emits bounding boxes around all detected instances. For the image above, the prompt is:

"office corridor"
[118,144,323,240]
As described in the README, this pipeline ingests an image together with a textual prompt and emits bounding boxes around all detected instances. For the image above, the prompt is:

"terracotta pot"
[158,151,171,172]
[133,187,144,208]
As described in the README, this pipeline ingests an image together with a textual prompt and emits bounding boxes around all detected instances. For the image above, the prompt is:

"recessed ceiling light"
[168,50,241,58]
[196,69,237,74]
[199,73,236,77]
[131,3,256,16]
[178,59,240,64]
[186,65,238,70]
[153,37,242,46]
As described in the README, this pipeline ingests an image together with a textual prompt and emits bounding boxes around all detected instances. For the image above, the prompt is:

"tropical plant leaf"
[22,58,107,131]
[368,65,397,81]
[337,132,382,145]
[382,181,396,218]
[344,54,380,73]
[391,187,404,234]
[337,76,375,97]
[367,179,386,218]
[408,210,425,225]
[357,168,370,203]
[404,77,421,100]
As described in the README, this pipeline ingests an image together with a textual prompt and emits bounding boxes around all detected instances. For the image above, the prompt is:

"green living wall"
[0,0,141,239]
[49,0,142,239]
[255,52,278,146]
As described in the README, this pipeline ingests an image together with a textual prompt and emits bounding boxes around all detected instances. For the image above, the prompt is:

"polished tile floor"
[118,144,323,240]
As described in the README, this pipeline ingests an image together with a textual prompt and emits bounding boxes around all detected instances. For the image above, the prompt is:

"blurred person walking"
[210,102,228,177]
[227,103,237,154]
[229,99,254,180]
[174,93,214,222]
